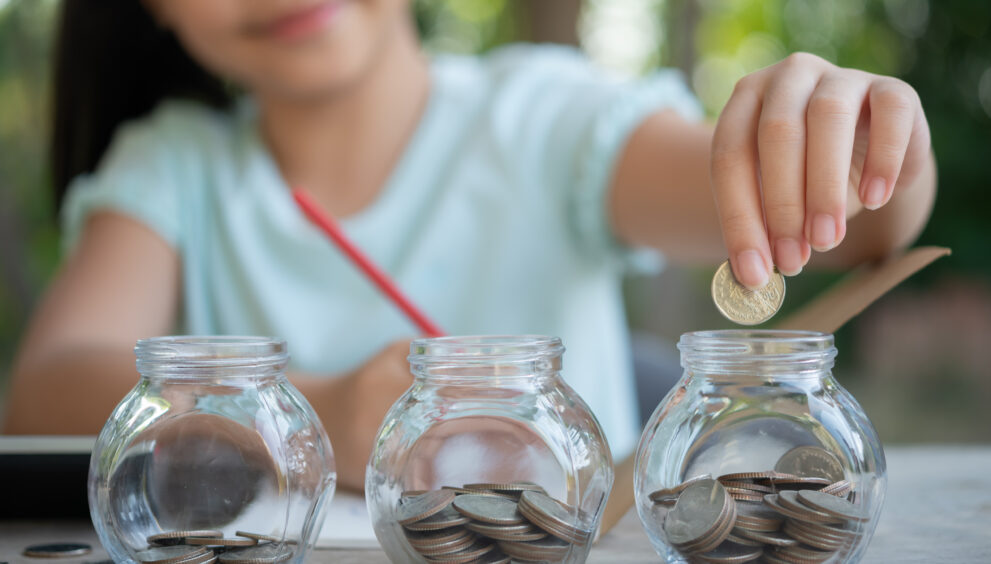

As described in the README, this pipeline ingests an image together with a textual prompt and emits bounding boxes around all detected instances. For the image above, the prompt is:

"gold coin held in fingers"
[712,260,786,325]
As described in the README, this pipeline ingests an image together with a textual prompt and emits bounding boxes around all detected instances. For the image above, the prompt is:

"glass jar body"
[88,337,336,564]
[634,331,885,564]
[366,336,614,564]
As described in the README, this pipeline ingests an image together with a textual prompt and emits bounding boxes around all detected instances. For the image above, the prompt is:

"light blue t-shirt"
[62,44,701,458]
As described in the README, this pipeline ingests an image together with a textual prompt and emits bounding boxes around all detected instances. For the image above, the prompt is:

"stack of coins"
[396,482,592,563]
[648,447,868,564]
[134,530,295,564]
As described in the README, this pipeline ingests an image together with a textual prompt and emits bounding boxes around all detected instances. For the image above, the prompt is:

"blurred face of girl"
[145,0,411,101]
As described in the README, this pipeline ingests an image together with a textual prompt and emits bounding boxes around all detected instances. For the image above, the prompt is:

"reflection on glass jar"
[634,331,885,564]
[88,337,336,564]
[366,336,614,564]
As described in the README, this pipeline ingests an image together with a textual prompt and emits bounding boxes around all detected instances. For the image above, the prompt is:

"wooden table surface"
[2,446,989,563]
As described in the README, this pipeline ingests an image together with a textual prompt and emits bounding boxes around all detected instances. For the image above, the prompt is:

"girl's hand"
[711,52,931,288]
[305,339,413,491]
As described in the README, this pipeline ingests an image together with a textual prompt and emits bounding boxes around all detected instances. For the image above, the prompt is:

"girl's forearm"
[3,348,139,435]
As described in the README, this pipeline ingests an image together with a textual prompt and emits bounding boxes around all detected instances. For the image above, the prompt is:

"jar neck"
[408,335,563,385]
[678,330,836,381]
[135,336,289,380]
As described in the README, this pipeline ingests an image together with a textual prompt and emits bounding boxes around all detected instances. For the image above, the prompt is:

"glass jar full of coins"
[88,337,337,564]
[634,331,886,564]
[366,336,614,564]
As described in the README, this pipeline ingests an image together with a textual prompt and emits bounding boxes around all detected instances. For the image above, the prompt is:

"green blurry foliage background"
[1,0,988,441]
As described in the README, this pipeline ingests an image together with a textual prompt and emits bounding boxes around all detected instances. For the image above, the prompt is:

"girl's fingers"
[711,75,772,289]
[858,78,920,209]
[757,70,818,276]
[804,74,870,252]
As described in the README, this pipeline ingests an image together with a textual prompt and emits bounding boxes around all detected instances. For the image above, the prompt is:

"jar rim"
[408,335,564,368]
[135,336,289,376]
[678,330,836,375]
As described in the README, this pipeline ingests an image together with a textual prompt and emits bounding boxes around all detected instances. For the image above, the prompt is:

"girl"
[4,0,935,491]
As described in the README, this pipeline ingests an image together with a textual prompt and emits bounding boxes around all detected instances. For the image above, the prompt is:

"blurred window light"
[579,0,666,76]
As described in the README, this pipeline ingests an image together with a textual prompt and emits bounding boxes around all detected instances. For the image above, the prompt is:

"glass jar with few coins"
[365,336,614,564]
[88,337,337,564]
[634,331,886,564]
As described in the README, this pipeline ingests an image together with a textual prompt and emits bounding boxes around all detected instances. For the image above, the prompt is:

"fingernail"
[811,214,837,251]
[774,238,804,276]
[736,250,769,289]
[863,177,888,210]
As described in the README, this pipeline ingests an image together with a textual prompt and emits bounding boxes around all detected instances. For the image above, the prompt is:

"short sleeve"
[60,102,206,254]
[570,67,704,271]
[482,45,704,271]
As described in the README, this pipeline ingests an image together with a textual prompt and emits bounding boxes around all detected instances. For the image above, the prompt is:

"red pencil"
[293,189,445,338]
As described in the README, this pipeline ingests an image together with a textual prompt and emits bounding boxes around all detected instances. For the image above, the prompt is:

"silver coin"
[234,531,282,543]
[517,491,581,533]
[148,531,223,546]
[452,494,525,525]
[402,505,470,531]
[22,543,93,558]
[820,479,853,497]
[649,474,714,504]
[498,536,571,560]
[422,540,494,563]
[734,527,798,547]
[765,492,844,524]
[775,446,845,483]
[796,489,870,522]
[405,527,472,549]
[397,489,457,525]
[663,479,728,546]
[693,540,763,563]
[216,544,294,564]
[134,546,209,564]
[712,259,785,325]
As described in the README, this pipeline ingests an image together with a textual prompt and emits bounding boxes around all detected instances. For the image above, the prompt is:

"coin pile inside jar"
[133,530,295,564]
[396,482,593,563]
[649,446,869,563]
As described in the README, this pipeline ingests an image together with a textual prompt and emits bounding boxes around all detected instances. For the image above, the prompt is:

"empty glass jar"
[365,336,614,564]
[634,330,885,564]
[88,336,336,564]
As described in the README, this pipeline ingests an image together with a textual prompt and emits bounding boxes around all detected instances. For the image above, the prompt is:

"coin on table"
[711,259,785,325]
[22,543,93,558]
[397,489,457,525]
[775,446,845,483]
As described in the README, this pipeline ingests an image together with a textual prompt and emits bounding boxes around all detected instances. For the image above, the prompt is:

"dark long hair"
[51,0,233,210]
